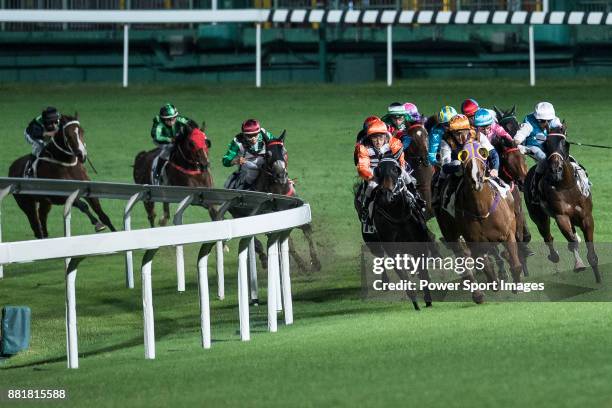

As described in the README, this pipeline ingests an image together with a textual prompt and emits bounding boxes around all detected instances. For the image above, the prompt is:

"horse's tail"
[133,150,149,184]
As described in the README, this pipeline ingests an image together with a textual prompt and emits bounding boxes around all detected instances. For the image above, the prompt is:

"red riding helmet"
[461,98,479,116]
[241,119,261,135]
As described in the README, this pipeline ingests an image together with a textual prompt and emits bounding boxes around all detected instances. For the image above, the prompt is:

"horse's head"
[494,105,520,137]
[458,141,489,192]
[176,125,210,171]
[376,151,403,205]
[495,138,528,189]
[60,113,87,163]
[404,124,430,168]
[263,130,288,185]
[545,125,569,182]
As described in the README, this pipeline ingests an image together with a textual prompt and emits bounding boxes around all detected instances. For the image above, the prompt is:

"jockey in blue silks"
[513,102,563,198]
[428,105,457,166]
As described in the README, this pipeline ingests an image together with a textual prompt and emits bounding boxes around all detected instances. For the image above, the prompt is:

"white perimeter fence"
[1,9,611,87]
[0,177,311,369]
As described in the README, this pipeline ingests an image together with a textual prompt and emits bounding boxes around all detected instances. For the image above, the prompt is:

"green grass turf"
[0,79,611,407]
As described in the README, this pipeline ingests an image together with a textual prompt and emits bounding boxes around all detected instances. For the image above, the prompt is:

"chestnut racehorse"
[133,126,215,226]
[8,114,116,238]
[524,128,600,282]
[434,141,522,302]
[403,123,434,220]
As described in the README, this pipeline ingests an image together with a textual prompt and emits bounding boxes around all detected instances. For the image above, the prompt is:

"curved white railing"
[0,178,311,369]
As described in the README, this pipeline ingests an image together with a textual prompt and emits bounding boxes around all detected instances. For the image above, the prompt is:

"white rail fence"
[0,178,311,369]
[0,9,610,87]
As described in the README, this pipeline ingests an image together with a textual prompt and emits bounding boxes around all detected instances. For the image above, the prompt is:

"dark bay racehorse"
[133,126,215,226]
[493,106,534,256]
[8,115,116,238]
[434,142,522,302]
[230,131,321,273]
[403,123,434,220]
[524,127,600,282]
[371,154,436,309]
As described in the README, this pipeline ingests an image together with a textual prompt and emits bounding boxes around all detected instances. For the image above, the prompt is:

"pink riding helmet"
[404,102,421,121]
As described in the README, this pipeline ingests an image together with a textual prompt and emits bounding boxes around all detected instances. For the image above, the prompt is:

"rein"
[169,140,209,175]
[39,120,81,166]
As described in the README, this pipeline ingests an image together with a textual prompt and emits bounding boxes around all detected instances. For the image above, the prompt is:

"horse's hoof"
[94,222,106,233]
[412,301,420,311]
[574,261,586,272]
[159,219,168,227]
[311,260,322,272]
[425,301,433,308]
[548,251,560,263]
[250,299,259,306]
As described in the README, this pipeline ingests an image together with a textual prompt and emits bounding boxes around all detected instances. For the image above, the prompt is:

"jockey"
[473,108,513,146]
[150,103,198,184]
[381,102,410,137]
[222,119,276,191]
[25,106,61,157]
[439,114,499,178]
[354,116,381,165]
[428,105,457,165]
[461,98,480,127]
[397,102,423,152]
[512,102,563,198]
[356,118,412,221]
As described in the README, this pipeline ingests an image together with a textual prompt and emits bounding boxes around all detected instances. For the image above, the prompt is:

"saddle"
[570,158,591,197]
[150,155,169,186]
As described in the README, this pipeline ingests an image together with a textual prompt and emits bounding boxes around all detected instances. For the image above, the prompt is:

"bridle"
[547,133,567,162]
[404,124,430,168]
[51,120,81,157]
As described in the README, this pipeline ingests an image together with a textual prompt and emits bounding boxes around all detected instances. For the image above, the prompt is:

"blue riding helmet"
[473,108,494,127]
[438,106,457,124]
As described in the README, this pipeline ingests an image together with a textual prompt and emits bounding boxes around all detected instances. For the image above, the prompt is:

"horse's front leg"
[159,202,170,226]
[501,237,523,287]
[84,197,117,232]
[73,199,105,232]
[555,214,585,271]
[300,224,321,272]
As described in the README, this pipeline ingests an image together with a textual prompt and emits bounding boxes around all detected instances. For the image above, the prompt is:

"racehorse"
[371,153,437,309]
[403,123,434,220]
[8,114,116,239]
[229,131,321,273]
[434,142,522,302]
[493,106,534,257]
[133,126,215,226]
[524,126,600,282]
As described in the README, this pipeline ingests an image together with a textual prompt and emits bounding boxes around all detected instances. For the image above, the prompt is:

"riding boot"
[152,163,162,186]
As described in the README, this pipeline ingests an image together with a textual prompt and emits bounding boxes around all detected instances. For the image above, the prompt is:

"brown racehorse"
[133,126,215,226]
[8,115,116,239]
[229,131,321,273]
[493,138,533,276]
[524,127,600,282]
[403,123,434,220]
[434,141,522,301]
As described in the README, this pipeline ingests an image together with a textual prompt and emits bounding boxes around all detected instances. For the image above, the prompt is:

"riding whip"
[87,157,99,174]
[568,141,612,149]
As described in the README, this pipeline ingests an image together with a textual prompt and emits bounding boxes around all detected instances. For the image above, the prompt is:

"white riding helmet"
[486,109,498,123]
[534,102,556,120]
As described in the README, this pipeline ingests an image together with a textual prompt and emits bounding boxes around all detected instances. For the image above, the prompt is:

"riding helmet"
[461,98,480,116]
[387,102,406,116]
[438,105,458,124]
[42,106,60,124]
[449,114,471,131]
[160,103,179,119]
[241,119,261,135]
[534,102,556,121]
[473,109,494,127]
[366,119,389,137]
